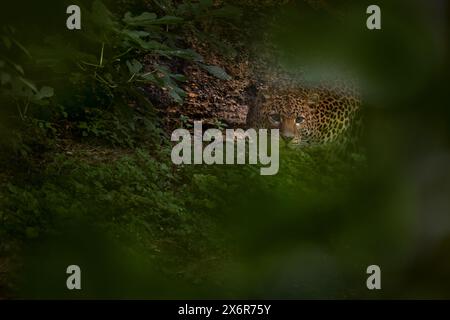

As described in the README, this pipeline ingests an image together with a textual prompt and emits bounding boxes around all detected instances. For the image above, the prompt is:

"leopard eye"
[270,114,281,122]
[296,116,304,124]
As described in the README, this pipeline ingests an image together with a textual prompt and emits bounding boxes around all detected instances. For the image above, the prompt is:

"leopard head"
[268,113,304,143]
[265,91,319,144]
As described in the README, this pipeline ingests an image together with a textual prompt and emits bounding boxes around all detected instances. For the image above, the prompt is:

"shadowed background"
[0,0,449,299]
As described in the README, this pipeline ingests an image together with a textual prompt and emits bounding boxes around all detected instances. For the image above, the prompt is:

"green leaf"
[11,38,32,58]
[160,49,204,61]
[123,30,150,39]
[121,29,149,43]
[140,40,168,51]
[152,15,184,25]
[140,72,156,82]
[35,86,54,100]
[122,30,168,50]
[170,74,187,82]
[12,63,24,75]
[126,59,143,74]
[18,77,38,93]
[123,12,157,26]
[199,64,231,80]
[168,89,184,104]
[124,12,183,26]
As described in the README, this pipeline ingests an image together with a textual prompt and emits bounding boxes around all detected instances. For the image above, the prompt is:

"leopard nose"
[281,135,294,142]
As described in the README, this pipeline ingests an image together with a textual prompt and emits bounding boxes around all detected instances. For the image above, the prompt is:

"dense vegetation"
[1,0,449,298]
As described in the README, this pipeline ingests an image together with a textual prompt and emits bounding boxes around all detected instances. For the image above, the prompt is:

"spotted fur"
[246,77,361,147]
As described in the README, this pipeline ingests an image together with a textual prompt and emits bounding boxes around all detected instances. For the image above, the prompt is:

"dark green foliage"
[0,0,237,157]
[1,0,449,300]
[0,142,369,298]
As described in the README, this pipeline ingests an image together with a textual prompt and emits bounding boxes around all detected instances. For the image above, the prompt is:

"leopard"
[245,74,362,148]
